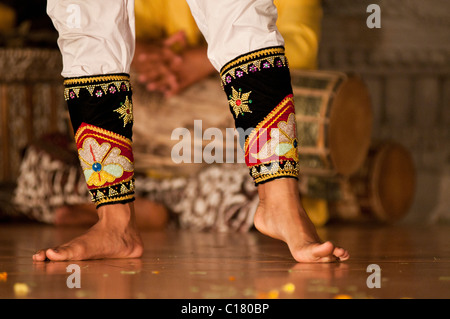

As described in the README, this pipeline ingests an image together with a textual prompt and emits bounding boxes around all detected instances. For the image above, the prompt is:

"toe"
[340,251,350,261]
[312,241,335,258]
[32,250,47,262]
[292,241,337,263]
[333,246,350,261]
[46,247,72,261]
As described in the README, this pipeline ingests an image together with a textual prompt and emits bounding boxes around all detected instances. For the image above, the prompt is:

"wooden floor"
[0,221,449,299]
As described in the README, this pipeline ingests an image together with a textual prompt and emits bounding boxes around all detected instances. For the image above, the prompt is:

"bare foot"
[253,178,349,263]
[32,203,143,261]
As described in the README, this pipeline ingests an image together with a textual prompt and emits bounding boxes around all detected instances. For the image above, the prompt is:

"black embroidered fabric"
[64,73,133,141]
[63,73,135,208]
[220,46,293,146]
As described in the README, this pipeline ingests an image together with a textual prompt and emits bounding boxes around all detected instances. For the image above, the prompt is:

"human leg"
[33,0,143,261]
[186,0,349,262]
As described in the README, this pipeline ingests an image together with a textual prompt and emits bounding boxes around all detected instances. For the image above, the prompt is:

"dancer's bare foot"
[254,178,349,263]
[32,202,143,261]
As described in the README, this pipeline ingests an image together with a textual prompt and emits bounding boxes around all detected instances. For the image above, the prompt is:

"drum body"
[350,141,416,223]
[291,69,373,177]
[328,141,416,223]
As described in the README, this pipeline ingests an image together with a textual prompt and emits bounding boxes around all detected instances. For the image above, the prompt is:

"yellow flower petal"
[87,170,117,187]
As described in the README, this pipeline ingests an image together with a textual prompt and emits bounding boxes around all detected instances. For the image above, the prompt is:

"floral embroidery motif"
[235,70,244,78]
[74,123,135,206]
[114,96,133,127]
[78,137,133,187]
[251,113,299,162]
[228,87,252,117]
[244,95,299,184]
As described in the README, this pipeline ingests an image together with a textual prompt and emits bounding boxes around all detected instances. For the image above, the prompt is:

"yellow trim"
[220,47,285,77]
[252,163,299,184]
[64,74,130,86]
[94,194,135,205]
[75,124,132,148]
[249,158,297,169]
[254,172,299,184]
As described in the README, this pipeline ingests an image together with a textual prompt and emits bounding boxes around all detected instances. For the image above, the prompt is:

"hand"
[132,39,182,97]
[132,31,215,98]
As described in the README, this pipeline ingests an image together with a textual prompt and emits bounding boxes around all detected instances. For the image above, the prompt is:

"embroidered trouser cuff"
[64,74,135,208]
[220,47,300,185]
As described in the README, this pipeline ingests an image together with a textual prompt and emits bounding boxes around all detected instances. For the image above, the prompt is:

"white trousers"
[47,0,284,77]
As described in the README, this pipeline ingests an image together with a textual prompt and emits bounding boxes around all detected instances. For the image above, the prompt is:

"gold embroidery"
[75,124,132,147]
[64,74,130,86]
[220,55,287,86]
[64,80,131,100]
[120,183,129,194]
[228,87,252,117]
[90,178,135,203]
[250,160,299,184]
[220,47,285,76]
[78,137,133,187]
[114,96,133,127]
[95,194,135,206]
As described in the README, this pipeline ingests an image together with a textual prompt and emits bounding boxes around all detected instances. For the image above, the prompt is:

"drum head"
[328,75,373,176]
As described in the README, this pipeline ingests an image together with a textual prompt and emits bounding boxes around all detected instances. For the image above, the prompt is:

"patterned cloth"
[12,134,259,231]
[137,164,258,232]
[220,46,300,185]
[12,134,90,224]
[64,74,136,208]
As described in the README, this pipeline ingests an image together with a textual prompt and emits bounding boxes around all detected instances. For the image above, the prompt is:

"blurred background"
[0,0,449,228]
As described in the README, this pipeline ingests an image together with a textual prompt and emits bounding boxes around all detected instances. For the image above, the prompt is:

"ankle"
[97,203,136,229]
[258,178,300,201]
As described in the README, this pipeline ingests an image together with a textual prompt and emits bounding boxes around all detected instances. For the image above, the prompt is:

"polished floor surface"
[0,222,449,299]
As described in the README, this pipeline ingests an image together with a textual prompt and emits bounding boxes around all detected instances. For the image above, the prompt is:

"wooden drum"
[350,141,416,223]
[291,69,373,177]
[330,141,416,223]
